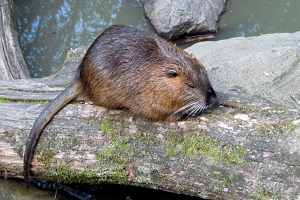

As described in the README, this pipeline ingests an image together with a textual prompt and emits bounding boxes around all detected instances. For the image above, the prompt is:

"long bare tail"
[24,82,81,188]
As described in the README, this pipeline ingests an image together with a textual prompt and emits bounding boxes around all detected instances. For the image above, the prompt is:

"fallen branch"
[0,48,299,200]
[0,0,29,80]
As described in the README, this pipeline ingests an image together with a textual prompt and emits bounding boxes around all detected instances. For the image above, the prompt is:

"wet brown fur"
[78,25,216,121]
[24,25,217,187]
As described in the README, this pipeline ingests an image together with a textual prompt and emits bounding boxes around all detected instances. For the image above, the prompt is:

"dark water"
[33,182,202,200]
[14,0,151,78]
[14,0,300,78]
[217,0,300,40]
[0,178,202,200]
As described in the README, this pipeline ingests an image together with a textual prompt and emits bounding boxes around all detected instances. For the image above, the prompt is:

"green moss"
[225,145,245,167]
[235,103,255,113]
[3,131,15,141]
[97,117,132,167]
[100,117,119,137]
[135,125,160,148]
[164,130,182,157]
[24,99,50,104]
[0,98,11,103]
[16,144,24,158]
[42,164,128,184]
[220,178,231,187]
[249,178,280,200]
[183,131,211,158]
[37,148,57,163]
[253,119,299,136]
[58,166,122,184]
[35,142,129,185]
[164,130,245,167]
[249,193,277,200]
[0,98,49,104]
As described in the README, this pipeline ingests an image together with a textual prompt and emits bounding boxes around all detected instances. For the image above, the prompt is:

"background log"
[0,48,299,199]
[0,0,29,80]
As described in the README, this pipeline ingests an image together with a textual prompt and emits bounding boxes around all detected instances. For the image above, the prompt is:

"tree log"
[0,48,300,200]
[0,0,29,80]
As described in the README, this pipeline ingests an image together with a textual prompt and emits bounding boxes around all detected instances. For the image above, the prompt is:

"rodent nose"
[206,88,218,106]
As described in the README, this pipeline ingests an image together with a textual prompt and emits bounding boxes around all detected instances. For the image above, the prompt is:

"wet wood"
[0,0,29,80]
[0,48,299,199]
[172,34,215,45]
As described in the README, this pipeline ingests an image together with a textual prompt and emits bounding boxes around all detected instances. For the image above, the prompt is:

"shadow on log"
[0,48,299,199]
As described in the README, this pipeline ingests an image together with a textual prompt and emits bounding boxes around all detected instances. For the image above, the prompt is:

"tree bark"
[0,0,29,80]
[0,48,299,200]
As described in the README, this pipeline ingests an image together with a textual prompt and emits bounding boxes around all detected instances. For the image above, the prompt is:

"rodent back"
[78,25,169,107]
[78,25,216,120]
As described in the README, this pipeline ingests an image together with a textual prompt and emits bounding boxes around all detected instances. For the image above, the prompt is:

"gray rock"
[186,32,300,110]
[142,0,227,40]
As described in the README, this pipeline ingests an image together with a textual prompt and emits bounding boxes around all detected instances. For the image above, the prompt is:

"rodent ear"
[167,70,178,78]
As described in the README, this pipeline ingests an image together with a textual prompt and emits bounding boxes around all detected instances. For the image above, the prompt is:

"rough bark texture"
[0,0,29,80]
[0,48,300,199]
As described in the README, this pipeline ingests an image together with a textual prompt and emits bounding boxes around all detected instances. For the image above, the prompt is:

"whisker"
[173,101,198,115]
[171,102,195,121]
[181,103,201,119]
[187,103,206,118]
[189,103,204,117]
[185,105,198,118]
[172,100,210,120]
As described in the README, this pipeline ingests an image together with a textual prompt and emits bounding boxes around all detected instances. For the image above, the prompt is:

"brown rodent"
[24,25,217,187]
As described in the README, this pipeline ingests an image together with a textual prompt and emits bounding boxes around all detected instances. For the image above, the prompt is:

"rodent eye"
[167,70,178,78]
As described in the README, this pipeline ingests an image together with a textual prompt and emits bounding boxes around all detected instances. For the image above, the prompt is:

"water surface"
[217,0,300,39]
[14,0,300,77]
[14,0,150,77]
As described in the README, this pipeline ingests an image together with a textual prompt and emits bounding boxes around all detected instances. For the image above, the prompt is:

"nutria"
[24,25,217,187]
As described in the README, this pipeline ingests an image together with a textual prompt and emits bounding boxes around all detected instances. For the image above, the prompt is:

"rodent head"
[130,50,217,121]
[169,55,217,120]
